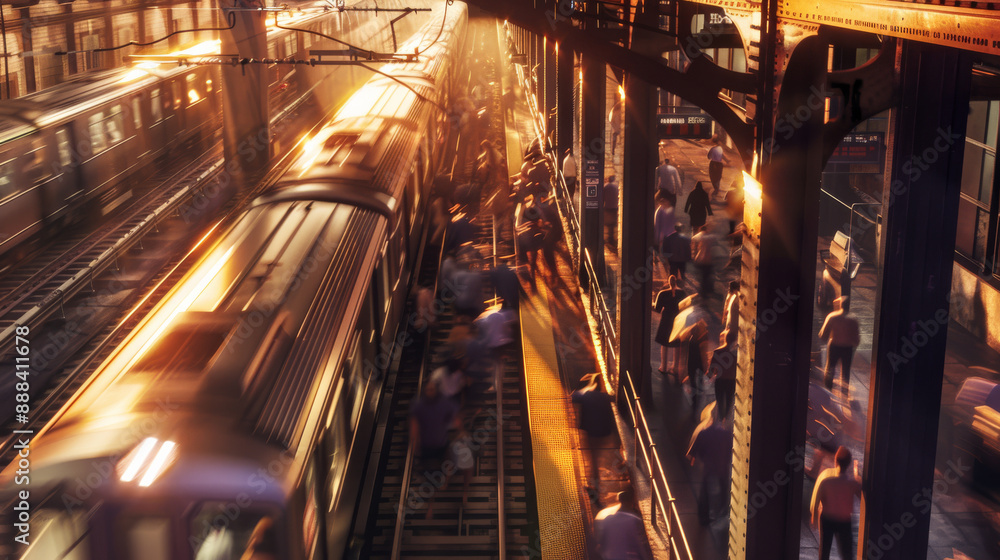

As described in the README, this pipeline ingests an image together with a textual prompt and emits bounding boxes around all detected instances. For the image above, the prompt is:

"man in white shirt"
[655,158,682,204]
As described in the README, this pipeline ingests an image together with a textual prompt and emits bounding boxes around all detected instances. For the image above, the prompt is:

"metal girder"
[688,0,1000,58]
[463,0,757,166]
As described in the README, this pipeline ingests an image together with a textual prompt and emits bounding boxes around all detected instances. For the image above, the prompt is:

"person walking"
[662,224,691,282]
[708,339,738,418]
[594,489,654,560]
[654,276,687,376]
[562,148,578,199]
[655,158,683,205]
[653,193,676,273]
[571,373,616,500]
[810,446,862,560]
[687,409,734,525]
[707,136,727,199]
[684,181,714,231]
[691,224,717,298]
[818,296,861,394]
[679,318,711,414]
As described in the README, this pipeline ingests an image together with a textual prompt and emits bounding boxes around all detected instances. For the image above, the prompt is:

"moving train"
[0,0,426,265]
[0,2,467,559]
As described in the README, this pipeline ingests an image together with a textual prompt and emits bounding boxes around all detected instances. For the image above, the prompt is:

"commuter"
[603,176,619,250]
[810,446,862,560]
[409,381,460,519]
[412,282,436,347]
[538,195,563,279]
[720,280,739,344]
[503,87,516,119]
[724,176,745,238]
[609,101,623,157]
[515,197,544,291]
[708,339,738,418]
[662,224,691,282]
[452,264,484,320]
[707,135,727,199]
[818,296,861,394]
[477,139,504,191]
[653,275,687,376]
[594,489,654,560]
[562,148,578,199]
[431,357,466,405]
[687,408,733,525]
[571,373,617,499]
[655,158,682,205]
[653,194,676,275]
[679,318,711,414]
[691,224,717,298]
[684,181,714,231]
[490,261,520,310]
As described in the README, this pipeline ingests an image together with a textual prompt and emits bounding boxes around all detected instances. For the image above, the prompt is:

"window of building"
[958,99,999,275]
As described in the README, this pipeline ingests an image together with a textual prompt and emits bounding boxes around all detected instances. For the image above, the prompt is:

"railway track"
[362,20,537,560]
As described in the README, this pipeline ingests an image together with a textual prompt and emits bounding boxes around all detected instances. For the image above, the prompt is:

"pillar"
[556,42,574,164]
[220,0,270,182]
[544,38,557,139]
[619,74,655,398]
[860,41,971,559]
[580,53,606,282]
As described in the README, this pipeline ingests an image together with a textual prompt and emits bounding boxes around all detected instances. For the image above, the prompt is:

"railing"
[501,22,692,560]
[621,370,695,560]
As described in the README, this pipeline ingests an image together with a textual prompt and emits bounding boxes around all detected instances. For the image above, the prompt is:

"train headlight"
[118,437,178,487]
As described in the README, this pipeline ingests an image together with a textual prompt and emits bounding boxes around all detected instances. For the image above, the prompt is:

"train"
[0,2,468,559]
[0,0,427,266]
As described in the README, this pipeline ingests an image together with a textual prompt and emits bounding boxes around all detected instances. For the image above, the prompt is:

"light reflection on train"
[0,2,467,559]
[0,0,427,265]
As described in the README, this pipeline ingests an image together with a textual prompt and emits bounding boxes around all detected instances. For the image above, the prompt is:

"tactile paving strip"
[519,280,589,559]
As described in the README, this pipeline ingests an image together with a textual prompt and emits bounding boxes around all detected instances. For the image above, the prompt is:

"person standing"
[707,136,727,199]
[594,489,654,560]
[691,225,717,298]
[687,409,734,525]
[562,148,578,199]
[810,446,862,560]
[603,176,619,250]
[571,373,616,499]
[818,296,861,394]
[655,158,683,205]
[654,276,687,376]
[684,181,714,231]
[653,193,676,273]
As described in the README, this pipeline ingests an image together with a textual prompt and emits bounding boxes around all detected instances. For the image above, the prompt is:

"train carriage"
[0,3,468,559]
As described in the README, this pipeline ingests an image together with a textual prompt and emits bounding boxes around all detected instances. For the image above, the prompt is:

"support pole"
[220,0,270,184]
[580,53,606,285]
[860,40,971,560]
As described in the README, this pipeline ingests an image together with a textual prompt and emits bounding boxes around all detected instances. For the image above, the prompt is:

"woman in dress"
[653,275,687,376]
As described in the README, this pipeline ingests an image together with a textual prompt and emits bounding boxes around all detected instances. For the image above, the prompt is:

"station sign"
[828,132,884,166]
[657,113,713,139]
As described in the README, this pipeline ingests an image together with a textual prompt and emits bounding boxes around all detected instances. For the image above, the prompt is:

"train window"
[56,128,73,168]
[206,78,213,93]
[88,112,107,153]
[173,81,183,110]
[190,505,280,560]
[107,105,125,144]
[0,160,15,198]
[20,509,90,560]
[131,97,142,129]
[120,517,171,560]
[131,324,229,377]
[186,73,203,105]
[25,140,51,183]
[150,88,163,122]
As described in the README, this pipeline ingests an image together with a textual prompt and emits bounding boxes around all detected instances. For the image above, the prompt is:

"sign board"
[584,158,600,210]
[657,113,714,139]
[828,132,884,166]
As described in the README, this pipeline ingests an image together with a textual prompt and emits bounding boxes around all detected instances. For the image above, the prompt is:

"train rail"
[361,22,537,559]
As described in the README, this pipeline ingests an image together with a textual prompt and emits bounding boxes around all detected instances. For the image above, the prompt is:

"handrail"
[502,23,693,560]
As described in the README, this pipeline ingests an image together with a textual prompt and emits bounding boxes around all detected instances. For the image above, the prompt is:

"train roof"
[1,199,386,499]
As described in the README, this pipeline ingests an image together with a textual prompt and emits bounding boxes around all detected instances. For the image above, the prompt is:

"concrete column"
[220,0,269,182]
[860,41,971,560]
[556,42,574,162]
[580,53,606,283]
[619,74,655,398]
[730,36,827,559]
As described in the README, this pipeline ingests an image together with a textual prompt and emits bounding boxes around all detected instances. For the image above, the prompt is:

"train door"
[0,147,39,259]
[147,87,167,159]
[53,126,85,219]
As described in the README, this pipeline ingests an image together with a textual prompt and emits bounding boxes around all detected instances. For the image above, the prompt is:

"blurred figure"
[662,224,691,282]
[594,489,654,560]
[195,527,233,560]
[603,176,619,250]
[608,101,623,156]
[818,296,860,394]
[563,148,578,199]
[720,280,739,344]
[490,261,520,310]
[239,517,277,560]
[691,224,717,298]
[409,381,460,518]
[810,446,862,560]
[687,408,733,525]
[655,157,682,205]
[684,181,713,231]
[538,195,563,280]
[653,194,676,276]
[431,357,466,405]
[412,281,436,347]
[679,318,711,414]
[724,176,745,238]
[571,373,617,500]
[707,135,727,199]
[708,339,738,418]
[653,275,686,376]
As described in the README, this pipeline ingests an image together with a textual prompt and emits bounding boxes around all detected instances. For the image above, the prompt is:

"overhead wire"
[56,10,238,56]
